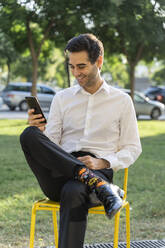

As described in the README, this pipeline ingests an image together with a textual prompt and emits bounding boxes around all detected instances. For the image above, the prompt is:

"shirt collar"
[72,83,82,95]
[73,80,110,95]
[97,80,110,95]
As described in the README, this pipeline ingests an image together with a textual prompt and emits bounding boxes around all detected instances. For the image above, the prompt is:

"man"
[20,33,142,248]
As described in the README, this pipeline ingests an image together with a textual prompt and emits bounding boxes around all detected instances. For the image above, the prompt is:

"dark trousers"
[20,126,113,248]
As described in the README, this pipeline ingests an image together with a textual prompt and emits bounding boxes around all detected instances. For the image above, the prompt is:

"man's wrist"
[101,159,111,169]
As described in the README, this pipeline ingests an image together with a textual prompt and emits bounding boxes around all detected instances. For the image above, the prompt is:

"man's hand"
[28,109,46,132]
[77,155,110,170]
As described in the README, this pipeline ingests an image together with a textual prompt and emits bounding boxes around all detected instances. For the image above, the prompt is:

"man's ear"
[96,55,103,70]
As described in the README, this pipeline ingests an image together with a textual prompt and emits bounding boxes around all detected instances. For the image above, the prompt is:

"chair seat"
[33,198,129,214]
[29,168,130,248]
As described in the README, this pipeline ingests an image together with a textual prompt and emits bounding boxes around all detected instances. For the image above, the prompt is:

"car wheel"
[150,107,161,120]
[19,100,28,111]
[9,106,16,111]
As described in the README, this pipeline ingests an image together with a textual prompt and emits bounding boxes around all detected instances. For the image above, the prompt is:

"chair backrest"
[123,168,128,201]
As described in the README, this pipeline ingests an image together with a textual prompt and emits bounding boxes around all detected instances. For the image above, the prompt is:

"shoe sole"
[106,200,123,219]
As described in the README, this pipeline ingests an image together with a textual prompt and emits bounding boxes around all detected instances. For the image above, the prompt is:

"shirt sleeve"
[44,93,63,145]
[102,95,142,172]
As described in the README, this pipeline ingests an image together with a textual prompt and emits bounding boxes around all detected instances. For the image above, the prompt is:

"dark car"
[2,82,56,111]
[144,86,165,104]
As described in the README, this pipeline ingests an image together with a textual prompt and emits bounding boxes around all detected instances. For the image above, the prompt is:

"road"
[0,104,165,120]
[0,104,49,119]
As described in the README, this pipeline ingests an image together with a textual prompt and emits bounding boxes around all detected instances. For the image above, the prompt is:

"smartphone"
[25,96,47,123]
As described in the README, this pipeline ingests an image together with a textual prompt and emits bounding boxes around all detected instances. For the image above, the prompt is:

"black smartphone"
[25,96,47,123]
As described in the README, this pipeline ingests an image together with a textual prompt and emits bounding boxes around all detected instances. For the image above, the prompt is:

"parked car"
[144,86,165,104]
[122,89,165,119]
[2,82,56,111]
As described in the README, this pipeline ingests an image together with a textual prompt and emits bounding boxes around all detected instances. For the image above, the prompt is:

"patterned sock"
[77,167,106,191]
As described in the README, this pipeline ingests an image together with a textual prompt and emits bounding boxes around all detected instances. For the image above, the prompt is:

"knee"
[61,180,88,206]
[20,126,38,146]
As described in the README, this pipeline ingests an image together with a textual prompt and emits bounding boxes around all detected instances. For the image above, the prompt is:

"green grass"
[0,119,165,247]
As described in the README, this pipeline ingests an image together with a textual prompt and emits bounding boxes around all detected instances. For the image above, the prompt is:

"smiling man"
[68,50,103,93]
[20,34,142,248]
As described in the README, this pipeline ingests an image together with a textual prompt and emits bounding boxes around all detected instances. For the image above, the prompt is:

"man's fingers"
[29,113,43,120]
[29,118,45,126]
[28,108,43,120]
[78,156,109,170]
[28,108,34,115]
[27,108,46,131]
[77,156,94,167]
[77,156,91,163]
[77,156,85,161]
[28,108,45,126]
[77,155,91,160]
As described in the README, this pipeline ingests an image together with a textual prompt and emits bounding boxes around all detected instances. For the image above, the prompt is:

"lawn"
[0,119,165,247]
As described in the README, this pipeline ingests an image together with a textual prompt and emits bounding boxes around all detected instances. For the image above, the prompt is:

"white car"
[123,89,165,119]
[2,82,56,111]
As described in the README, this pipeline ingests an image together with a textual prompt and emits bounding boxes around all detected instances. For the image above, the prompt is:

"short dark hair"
[65,33,104,64]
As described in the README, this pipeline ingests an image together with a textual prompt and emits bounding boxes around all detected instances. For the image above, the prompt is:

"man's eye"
[69,65,74,69]
[78,65,86,69]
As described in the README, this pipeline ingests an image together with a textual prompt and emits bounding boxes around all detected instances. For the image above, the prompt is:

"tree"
[88,0,165,98]
[102,55,129,88]
[152,61,165,84]
[0,30,17,84]
[0,0,87,95]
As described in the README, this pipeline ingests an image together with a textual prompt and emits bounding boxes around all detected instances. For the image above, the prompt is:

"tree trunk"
[26,20,38,96]
[126,44,144,100]
[129,63,135,100]
[6,61,11,85]
[31,58,38,96]
[65,58,70,87]
[26,19,54,96]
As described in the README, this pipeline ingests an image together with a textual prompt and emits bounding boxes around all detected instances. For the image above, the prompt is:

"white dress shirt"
[44,81,142,171]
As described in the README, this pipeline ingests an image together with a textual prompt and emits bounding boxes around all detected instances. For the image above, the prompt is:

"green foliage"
[88,0,165,92]
[41,48,69,88]
[152,67,165,84]
[0,0,88,89]
[102,55,129,87]
[0,30,18,83]
[0,0,165,90]
[0,31,17,62]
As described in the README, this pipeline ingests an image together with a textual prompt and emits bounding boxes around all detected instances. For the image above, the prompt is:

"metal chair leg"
[29,204,37,248]
[113,211,120,248]
[52,209,58,248]
[125,203,130,248]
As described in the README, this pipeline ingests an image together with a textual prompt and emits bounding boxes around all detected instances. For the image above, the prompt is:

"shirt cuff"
[101,154,120,172]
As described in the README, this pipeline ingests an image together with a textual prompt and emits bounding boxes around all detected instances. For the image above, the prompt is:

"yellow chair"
[29,168,130,248]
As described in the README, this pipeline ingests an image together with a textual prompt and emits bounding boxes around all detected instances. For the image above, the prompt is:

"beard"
[76,65,100,88]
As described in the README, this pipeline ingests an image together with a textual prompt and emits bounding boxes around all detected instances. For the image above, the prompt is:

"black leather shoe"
[95,183,123,219]
[113,184,125,199]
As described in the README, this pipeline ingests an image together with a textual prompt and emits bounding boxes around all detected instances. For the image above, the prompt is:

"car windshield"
[4,84,31,92]
[134,92,147,103]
